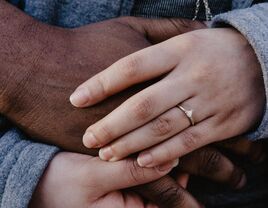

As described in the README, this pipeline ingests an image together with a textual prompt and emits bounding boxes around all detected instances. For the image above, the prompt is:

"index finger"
[69,36,185,107]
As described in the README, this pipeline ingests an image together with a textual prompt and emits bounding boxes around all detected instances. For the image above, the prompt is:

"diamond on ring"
[177,105,195,126]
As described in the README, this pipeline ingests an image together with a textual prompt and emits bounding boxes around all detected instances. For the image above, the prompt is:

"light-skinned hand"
[71,28,265,167]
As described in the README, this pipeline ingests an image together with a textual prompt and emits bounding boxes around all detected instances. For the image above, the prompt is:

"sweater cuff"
[0,128,59,208]
[211,3,268,140]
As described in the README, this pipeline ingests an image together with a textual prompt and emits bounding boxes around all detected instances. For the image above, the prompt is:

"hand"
[0,4,206,207]
[0,7,205,154]
[29,139,263,208]
[177,138,266,189]
[133,138,267,208]
[29,152,182,208]
[71,28,265,167]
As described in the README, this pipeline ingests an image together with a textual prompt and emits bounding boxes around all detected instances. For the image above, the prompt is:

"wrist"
[29,152,62,208]
[0,1,71,115]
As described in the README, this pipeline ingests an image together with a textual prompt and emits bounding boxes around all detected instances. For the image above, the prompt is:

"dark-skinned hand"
[134,138,266,208]
[2,2,266,208]
[0,1,207,207]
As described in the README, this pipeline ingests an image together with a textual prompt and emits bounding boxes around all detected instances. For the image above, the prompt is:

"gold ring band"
[177,105,195,126]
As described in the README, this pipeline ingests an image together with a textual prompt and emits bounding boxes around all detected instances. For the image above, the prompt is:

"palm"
[30,152,161,208]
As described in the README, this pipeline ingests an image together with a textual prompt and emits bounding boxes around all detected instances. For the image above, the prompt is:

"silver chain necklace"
[193,0,213,21]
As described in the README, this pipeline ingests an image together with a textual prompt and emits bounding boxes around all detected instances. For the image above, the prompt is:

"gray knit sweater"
[1,0,268,207]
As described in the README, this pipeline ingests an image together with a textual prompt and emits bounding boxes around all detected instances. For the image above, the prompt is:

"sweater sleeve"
[0,127,59,208]
[211,3,268,141]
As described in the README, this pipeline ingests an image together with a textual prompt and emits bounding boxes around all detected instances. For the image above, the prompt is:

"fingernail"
[172,159,179,167]
[70,88,89,107]
[99,147,114,161]
[157,162,174,172]
[137,152,153,167]
[236,174,247,189]
[83,131,99,148]
[157,159,179,172]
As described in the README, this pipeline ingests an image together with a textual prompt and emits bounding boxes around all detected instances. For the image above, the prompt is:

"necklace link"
[193,0,213,21]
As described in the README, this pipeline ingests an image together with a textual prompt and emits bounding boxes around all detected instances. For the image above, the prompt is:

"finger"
[179,147,247,189]
[70,35,187,107]
[145,203,159,208]
[217,137,267,163]
[99,107,190,161]
[94,157,177,193]
[82,75,192,149]
[137,117,223,167]
[119,17,206,44]
[123,192,144,208]
[176,173,190,189]
[132,176,201,208]
[99,97,212,161]
[248,142,267,163]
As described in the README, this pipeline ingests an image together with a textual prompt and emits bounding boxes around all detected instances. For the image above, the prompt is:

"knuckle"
[199,149,222,175]
[191,66,211,83]
[132,97,154,121]
[177,31,199,50]
[185,31,204,44]
[229,167,244,188]
[108,144,120,157]
[151,116,173,137]
[161,145,173,162]
[94,75,109,98]
[181,131,199,151]
[158,187,186,207]
[94,125,113,144]
[109,141,131,159]
[120,55,142,79]
[125,159,146,183]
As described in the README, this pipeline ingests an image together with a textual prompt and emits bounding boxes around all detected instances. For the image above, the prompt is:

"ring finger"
[99,97,214,161]
[82,75,192,149]
[137,117,221,167]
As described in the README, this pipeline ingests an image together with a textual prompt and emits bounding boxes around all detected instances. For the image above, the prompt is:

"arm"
[211,3,268,140]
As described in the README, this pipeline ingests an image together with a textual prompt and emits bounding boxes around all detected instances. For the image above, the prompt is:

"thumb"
[118,17,206,44]
[176,173,190,189]
[94,158,178,193]
[133,176,201,208]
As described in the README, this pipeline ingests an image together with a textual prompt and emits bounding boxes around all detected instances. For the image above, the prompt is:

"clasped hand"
[71,27,265,167]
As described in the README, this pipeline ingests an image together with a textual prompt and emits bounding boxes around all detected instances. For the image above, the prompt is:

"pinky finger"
[137,118,219,168]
